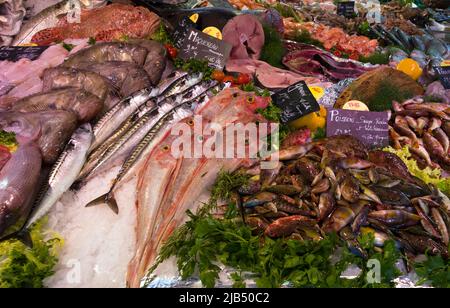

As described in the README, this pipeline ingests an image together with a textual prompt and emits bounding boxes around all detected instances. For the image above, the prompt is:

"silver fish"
[156,72,203,103]
[90,88,158,152]
[85,82,222,213]
[24,124,93,230]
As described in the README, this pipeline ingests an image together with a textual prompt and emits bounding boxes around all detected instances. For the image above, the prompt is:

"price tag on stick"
[271,81,321,124]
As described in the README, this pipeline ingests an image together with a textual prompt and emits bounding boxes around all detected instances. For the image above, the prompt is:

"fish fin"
[85,194,108,208]
[85,193,119,215]
[105,193,119,215]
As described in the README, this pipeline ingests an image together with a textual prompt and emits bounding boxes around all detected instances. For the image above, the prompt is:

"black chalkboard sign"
[178,28,232,70]
[271,81,320,124]
[0,46,49,62]
[337,1,355,18]
[172,16,197,49]
[434,66,450,89]
[327,108,389,147]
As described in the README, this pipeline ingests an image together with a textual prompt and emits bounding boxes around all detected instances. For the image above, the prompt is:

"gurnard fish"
[22,124,93,232]
[83,81,222,213]
[79,80,218,184]
[127,88,268,287]
[0,141,42,238]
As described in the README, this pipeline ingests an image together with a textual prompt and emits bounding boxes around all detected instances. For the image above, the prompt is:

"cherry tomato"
[349,53,359,60]
[333,50,342,57]
[211,70,225,82]
[222,76,235,84]
[236,73,251,85]
[164,44,178,59]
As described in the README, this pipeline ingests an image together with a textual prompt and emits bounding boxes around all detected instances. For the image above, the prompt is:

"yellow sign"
[202,27,223,40]
[342,100,369,111]
[190,14,199,23]
[17,43,39,47]
[441,60,450,67]
[308,86,325,101]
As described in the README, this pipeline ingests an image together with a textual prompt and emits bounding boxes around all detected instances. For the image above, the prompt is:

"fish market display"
[224,135,450,256]
[0,0,449,290]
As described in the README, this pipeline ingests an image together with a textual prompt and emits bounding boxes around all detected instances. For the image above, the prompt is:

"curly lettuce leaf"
[0,219,63,288]
[383,146,450,197]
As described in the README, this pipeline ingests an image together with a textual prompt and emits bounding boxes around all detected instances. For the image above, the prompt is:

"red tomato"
[211,70,225,82]
[164,44,178,59]
[236,73,251,85]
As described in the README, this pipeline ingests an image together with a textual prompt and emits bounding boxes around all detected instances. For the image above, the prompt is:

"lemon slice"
[190,14,199,23]
[202,27,222,40]
[308,86,325,100]
[396,58,422,81]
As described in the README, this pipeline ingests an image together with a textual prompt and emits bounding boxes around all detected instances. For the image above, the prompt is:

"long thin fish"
[86,83,222,213]
[89,71,197,152]
[80,80,218,181]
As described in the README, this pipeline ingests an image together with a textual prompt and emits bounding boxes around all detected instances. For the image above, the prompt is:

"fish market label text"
[179,29,232,70]
[327,109,389,147]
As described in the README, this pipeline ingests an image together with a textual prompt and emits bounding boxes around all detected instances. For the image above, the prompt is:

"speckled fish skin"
[11,87,103,123]
[63,42,148,68]
[0,142,42,237]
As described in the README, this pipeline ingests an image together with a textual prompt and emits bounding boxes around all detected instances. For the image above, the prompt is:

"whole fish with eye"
[84,81,222,214]
[24,124,92,231]
[88,70,191,153]
[12,0,107,46]
[78,79,217,184]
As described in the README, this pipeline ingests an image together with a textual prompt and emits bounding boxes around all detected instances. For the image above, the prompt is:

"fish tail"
[85,192,119,215]
[0,230,33,247]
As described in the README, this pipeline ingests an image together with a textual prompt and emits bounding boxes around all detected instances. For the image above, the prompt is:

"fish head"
[0,112,41,144]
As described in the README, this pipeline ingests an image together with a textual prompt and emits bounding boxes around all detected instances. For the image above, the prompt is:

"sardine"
[24,124,93,230]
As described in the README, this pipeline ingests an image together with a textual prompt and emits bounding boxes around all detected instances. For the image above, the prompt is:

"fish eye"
[162,145,170,151]
[247,96,255,104]
[232,93,238,98]
[187,119,194,126]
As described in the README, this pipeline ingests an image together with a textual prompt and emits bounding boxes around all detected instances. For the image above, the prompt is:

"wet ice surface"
[44,167,137,288]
